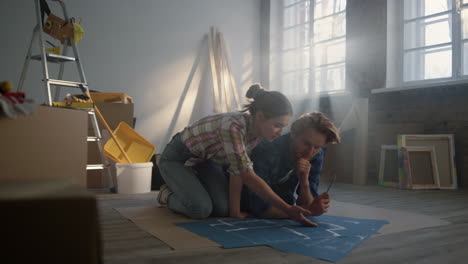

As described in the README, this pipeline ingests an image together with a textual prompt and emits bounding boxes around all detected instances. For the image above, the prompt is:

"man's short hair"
[290,112,340,144]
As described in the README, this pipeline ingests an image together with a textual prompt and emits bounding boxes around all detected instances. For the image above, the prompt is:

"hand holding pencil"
[300,174,336,216]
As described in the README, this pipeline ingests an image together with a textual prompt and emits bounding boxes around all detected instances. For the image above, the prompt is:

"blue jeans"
[158,133,229,219]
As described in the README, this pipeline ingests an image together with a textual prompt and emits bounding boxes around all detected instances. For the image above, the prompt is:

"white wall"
[1,0,262,151]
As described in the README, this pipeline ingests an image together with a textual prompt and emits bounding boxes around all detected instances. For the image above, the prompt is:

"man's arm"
[260,192,330,218]
[238,169,317,226]
[240,157,329,219]
[308,149,324,197]
[301,150,329,216]
[295,158,314,206]
[296,150,324,205]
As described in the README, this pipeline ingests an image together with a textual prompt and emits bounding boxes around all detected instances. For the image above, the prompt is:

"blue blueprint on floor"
[177,215,388,263]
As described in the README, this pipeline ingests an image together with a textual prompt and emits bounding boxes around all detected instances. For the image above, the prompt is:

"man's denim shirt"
[241,133,324,217]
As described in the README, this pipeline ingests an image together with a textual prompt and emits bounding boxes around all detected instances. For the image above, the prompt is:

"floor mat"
[115,200,450,253]
[115,206,220,249]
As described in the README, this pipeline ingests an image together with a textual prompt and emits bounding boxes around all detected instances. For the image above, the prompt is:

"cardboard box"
[0,105,88,186]
[0,179,102,264]
[87,102,134,188]
[89,102,134,132]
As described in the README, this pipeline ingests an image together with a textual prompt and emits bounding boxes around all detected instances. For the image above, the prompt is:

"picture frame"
[400,146,440,189]
[398,134,457,189]
[378,145,399,188]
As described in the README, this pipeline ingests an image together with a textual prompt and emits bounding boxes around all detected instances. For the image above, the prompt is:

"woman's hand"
[241,169,318,227]
[230,211,250,218]
[284,205,317,227]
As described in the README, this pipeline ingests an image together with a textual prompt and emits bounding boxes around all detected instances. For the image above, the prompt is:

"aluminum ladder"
[17,0,114,190]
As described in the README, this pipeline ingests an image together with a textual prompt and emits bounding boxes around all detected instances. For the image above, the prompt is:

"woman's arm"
[238,169,316,226]
[261,193,330,218]
[229,174,247,218]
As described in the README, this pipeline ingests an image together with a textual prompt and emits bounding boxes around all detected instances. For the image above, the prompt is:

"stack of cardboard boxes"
[0,106,102,263]
[0,105,88,186]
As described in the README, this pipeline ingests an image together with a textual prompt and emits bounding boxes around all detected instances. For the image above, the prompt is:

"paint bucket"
[116,162,153,194]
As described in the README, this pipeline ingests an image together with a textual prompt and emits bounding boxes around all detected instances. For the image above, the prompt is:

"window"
[389,0,468,86]
[461,0,468,74]
[279,0,347,95]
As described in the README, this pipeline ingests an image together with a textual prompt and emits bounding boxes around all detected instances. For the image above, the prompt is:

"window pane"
[283,24,310,50]
[313,12,346,42]
[424,47,451,79]
[404,0,452,20]
[282,48,310,72]
[284,0,304,7]
[314,39,345,66]
[462,42,468,75]
[404,45,452,81]
[404,14,451,49]
[462,8,468,39]
[282,71,310,94]
[284,1,310,28]
[280,0,346,94]
[314,0,346,19]
[314,64,345,92]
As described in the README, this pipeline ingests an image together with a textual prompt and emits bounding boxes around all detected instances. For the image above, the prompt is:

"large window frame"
[385,0,468,90]
[278,0,347,96]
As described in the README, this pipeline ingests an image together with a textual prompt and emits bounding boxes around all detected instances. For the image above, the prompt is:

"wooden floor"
[96,184,468,264]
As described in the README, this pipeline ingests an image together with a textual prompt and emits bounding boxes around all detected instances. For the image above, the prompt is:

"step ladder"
[17,0,114,191]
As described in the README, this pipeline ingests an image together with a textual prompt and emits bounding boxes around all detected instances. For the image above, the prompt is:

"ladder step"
[87,164,107,170]
[48,79,85,88]
[31,53,76,63]
[87,136,101,142]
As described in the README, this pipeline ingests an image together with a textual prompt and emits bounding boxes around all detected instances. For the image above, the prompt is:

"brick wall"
[368,84,468,187]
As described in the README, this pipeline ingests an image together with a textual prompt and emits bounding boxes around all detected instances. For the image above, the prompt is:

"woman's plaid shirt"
[180,112,261,176]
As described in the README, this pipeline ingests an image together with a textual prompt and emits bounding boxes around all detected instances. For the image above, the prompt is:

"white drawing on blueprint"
[183,216,386,258]
[207,218,365,252]
[281,227,311,240]
[315,221,346,237]
[344,220,361,224]
[210,219,278,232]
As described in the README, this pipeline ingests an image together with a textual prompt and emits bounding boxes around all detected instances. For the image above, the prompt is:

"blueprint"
[177,215,388,262]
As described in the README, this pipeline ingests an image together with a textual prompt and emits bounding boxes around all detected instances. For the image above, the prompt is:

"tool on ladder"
[17,0,117,191]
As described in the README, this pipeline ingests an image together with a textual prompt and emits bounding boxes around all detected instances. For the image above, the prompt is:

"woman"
[157,84,315,226]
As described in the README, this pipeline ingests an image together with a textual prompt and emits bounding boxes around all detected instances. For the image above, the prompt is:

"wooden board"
[399,134,457,189]
[378,145,399,187]
[401,146,440,189]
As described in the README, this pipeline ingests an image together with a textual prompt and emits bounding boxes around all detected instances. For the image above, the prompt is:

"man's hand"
[296,158,311,184]
[241,169,317,227]
[285,205,317,227]
[301,192,330,216]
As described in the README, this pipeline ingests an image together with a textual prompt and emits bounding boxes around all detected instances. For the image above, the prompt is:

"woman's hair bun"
[245,83,265,99]
[241,83,293,118]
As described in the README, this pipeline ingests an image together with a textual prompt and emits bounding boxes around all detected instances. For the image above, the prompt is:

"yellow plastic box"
[89,92,133,104]
[104,122,155,163]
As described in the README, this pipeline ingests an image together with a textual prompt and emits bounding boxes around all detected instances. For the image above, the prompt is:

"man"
[241,112,340,221]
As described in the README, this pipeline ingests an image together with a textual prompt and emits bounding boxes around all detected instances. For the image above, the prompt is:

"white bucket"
[115,162,153,194]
